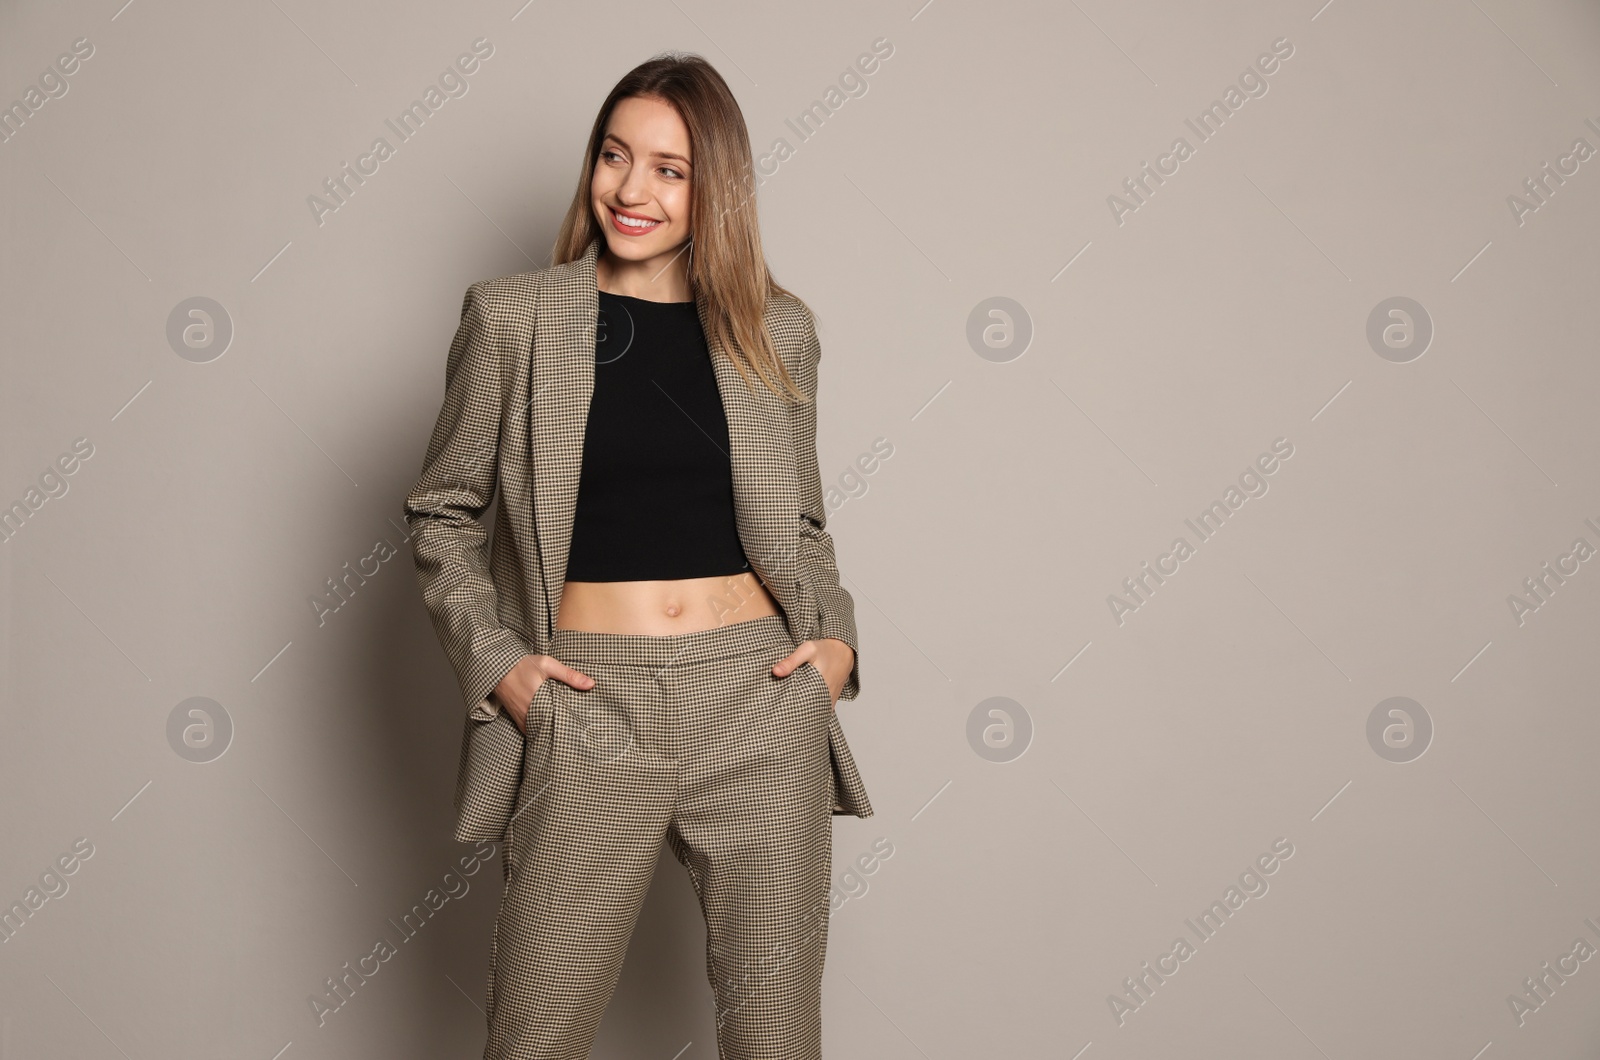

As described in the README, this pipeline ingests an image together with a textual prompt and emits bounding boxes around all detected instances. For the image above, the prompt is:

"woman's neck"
[596,247,693,303]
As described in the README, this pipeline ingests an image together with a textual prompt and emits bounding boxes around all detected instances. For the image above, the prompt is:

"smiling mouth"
[610,206,661,230]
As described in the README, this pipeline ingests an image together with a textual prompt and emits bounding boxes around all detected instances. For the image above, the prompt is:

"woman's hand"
[492,654,595,734]
[772,638,854,708]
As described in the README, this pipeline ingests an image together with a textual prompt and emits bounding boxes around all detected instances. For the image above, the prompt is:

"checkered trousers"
[484,614,837,1060]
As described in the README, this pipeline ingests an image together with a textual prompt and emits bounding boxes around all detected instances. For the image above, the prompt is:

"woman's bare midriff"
[555,571,781,635]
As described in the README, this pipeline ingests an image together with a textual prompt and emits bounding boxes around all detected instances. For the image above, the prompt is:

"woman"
[404,53,874,1059]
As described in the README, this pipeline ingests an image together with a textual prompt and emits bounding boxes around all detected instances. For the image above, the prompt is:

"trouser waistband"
[548,613,796,672]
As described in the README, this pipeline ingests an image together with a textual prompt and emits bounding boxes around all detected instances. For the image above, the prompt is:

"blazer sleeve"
[404,282,534,715]
[791,305,862,701]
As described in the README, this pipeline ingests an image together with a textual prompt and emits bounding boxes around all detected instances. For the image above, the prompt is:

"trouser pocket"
[504,677,562,883]
[795,659,834,716]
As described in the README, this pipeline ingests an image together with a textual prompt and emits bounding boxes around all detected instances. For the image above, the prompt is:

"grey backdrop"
[4,0,1600,1057]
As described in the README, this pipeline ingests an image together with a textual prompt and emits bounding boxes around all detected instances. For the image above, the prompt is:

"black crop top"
[561,290,753,582]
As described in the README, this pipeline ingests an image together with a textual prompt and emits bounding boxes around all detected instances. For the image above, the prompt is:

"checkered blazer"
[405,236,872,838]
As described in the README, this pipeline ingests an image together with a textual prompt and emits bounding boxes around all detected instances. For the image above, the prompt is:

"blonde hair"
[551,52,809,402]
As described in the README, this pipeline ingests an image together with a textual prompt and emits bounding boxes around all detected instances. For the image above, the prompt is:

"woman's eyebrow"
[603,133,690,166]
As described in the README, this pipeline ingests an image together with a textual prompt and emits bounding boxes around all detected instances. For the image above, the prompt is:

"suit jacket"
[405,235,874,842]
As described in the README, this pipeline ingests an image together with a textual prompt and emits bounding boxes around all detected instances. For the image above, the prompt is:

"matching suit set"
[403,235,874,1059]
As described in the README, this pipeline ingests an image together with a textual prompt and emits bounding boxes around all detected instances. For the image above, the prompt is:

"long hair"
[551,52,808,402]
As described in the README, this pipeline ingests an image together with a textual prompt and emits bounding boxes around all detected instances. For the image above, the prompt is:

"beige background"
[4,0,1600,1056]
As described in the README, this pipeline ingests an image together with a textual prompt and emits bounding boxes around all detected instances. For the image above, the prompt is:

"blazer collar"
[530,235,798,623]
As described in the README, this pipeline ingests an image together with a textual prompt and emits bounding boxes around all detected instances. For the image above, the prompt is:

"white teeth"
[614,210,659,228]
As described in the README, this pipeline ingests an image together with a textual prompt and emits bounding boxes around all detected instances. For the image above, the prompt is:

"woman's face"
[590,95,693,268]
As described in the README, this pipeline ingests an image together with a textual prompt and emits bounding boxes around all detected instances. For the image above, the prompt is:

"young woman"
[404,53,874,1059]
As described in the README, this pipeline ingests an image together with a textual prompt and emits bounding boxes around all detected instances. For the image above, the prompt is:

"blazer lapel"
[530,236,798,627]
[698,285,800,608]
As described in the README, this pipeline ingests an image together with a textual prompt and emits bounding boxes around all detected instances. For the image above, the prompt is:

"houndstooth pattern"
[484,615,836,1059]
[404,235,874,848]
